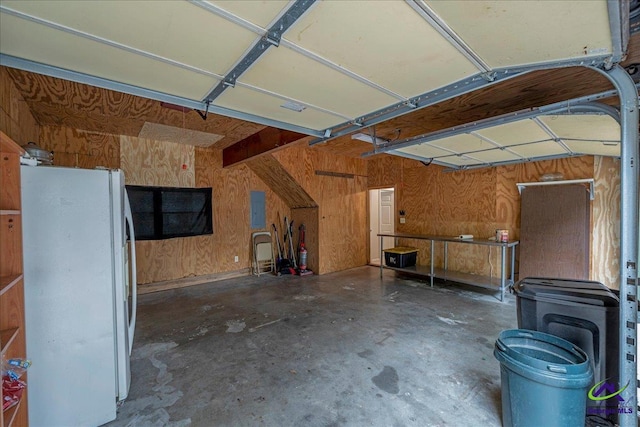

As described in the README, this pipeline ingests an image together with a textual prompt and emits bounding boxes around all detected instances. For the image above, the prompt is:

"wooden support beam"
[246,154,317,209]
[223,127,306,167]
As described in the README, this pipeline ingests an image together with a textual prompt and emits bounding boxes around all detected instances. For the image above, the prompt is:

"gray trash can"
[494,329,594,427]
[513,277,619,390]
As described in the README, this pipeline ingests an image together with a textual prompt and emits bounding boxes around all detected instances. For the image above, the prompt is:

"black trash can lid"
[514,277,619,307]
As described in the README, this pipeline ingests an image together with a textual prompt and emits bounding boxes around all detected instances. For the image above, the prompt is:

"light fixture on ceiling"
[281,101,306,112]
[351,132,389,144]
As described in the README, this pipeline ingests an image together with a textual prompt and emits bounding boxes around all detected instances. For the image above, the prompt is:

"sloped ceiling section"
[0,0,619,137]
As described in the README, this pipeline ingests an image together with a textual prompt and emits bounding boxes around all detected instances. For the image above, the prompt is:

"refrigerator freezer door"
[124,189,137,353]
[111,170,135,401]
[21,166,119,426]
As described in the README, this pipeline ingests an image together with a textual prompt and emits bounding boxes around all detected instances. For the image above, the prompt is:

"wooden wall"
[372,156,503,277]
[496,156,622,287]
[35,125,291,285]
[194,147,290,283]
[38,125,119,169]
[367,154,620,286]
[592,156,621,289]
[0,67,39,145]
[120,136,194,187]
[246,153,317,208]
[2,66,623,288]
[125,141,291,286]
[20,118,367,283]
[274,143,368,274]
[120,135,195,284]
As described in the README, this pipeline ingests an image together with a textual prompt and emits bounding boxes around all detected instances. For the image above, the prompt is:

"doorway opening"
[369,187,395,266]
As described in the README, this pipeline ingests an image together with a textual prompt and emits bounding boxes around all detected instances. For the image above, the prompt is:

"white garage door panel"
[285,0,478,98]
[0,13,216,100]
[426,0,612,68]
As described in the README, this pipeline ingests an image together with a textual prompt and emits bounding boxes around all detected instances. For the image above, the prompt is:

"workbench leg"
[430,239,434,287]
[500,246,506,302]
[380,235,384,278]
[510,245,516,285]
[444,242,448,280]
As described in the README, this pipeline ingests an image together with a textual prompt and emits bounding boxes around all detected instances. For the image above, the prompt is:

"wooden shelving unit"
[0,328,19,353]
[0,276,21,297]
[0,131,28,427]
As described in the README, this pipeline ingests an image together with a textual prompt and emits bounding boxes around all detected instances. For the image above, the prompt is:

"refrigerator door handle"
[124,190,137,355]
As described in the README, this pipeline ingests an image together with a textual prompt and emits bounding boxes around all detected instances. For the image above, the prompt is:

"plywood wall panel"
[120,135,194,187]
[312,147,367,177]
[130,142,295,285]
[135,238,195,284]
[366,154,403,189]
[194,146,219,187]
[7,68,148,135]
[39,125,120,169]
[246,154,317,208]
[2,68,348,284]
[200,147,292,275]
[0,67,39,145]
[251,170,292,254]
[121,135,194,284]
[313,137,373,158]
[495,164,519,226]
[213,164,251,269]
[193,148,219,276]
[309,148,368,274]
[134,144,254,284]
[317,175,368,274]
[271,145,368,275]
[399,163,496,233]
[592,156,620,289]
[271,143,310,188]
[6,67,266,149]
[368,154,598,280]
[192,235,216,277]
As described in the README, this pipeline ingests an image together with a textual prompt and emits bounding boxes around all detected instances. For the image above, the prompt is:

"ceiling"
[1,1,639,168]
[389,113,621,169]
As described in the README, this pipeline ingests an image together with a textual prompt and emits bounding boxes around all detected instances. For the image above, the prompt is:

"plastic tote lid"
[384,247,418,254]
[513,277,619,307]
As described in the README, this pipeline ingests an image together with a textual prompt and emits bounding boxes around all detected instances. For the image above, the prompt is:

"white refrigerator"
[20,165,137,427]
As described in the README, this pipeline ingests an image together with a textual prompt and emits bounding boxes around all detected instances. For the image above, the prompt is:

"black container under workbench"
[384,247,418,268]
[513,277,619,393]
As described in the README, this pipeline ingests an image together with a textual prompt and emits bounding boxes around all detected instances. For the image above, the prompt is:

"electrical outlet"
[234,255,239,263]
[400,218,406,224]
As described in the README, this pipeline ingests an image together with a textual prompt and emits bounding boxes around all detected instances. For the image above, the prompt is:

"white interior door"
[379,189,395,246]
[369,190,380,264]
[369,188,394,265]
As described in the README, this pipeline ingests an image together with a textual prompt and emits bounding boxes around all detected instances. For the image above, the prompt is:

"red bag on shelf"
[2,374,25,411]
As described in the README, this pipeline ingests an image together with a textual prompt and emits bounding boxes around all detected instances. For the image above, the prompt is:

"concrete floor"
[106,266,518,427]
